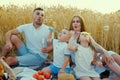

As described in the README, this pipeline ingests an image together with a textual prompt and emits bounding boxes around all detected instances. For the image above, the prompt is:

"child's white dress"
[74,44,99,79]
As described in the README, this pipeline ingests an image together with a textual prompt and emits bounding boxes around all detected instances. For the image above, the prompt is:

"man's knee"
[11,35,22,48]
[11,35,19,43]
[6,57,18,66]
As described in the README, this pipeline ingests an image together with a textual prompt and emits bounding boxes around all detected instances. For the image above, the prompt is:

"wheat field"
[0,5,120,55]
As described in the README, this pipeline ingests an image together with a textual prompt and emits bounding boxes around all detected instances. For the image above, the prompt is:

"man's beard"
[35,21,42,25]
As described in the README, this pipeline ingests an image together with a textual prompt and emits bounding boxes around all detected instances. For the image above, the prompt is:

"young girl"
[68,32,101,80]
[42,28,71,76]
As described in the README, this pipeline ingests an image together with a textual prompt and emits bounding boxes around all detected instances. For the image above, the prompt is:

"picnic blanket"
[14,67,36,80]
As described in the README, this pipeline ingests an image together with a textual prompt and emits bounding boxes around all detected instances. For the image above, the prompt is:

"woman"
[69,15,120,80]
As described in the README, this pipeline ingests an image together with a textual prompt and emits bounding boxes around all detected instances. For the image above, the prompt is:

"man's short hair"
[33,7,44,12]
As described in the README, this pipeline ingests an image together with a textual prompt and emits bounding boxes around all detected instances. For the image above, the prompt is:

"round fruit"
[38,70,44,75]
[44,72,51,79]
[38,75,44,80]
[33,73,39,79]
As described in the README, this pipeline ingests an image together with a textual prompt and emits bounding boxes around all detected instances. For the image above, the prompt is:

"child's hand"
[70,31,74,36]
[70,31,80,39]
[48,27,59,34]
[48,27,54,32]
[58,69,65,74]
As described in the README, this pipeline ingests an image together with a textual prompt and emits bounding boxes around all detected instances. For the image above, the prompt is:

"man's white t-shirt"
[17,23,50,59]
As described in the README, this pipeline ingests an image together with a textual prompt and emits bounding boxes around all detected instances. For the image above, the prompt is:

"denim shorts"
[16,43,45,66]
[49,64,71,74]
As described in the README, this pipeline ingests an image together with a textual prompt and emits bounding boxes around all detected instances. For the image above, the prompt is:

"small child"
[68,32,101,80]
[42,28,71,76]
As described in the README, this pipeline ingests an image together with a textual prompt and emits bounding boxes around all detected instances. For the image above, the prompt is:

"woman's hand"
[102,54,114,65]
[97,61,103,67]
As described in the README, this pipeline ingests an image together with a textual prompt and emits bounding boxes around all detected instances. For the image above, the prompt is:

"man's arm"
[5,29,20,44]
[42,42,53,53]
[4,29,20,51]
[42,30,53,53]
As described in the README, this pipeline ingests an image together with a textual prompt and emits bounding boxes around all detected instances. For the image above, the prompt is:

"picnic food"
[33,70,51,79]
[44,72,51,79]
[38,70,44,75]
[33,73,39,79]
[37,75,44,80]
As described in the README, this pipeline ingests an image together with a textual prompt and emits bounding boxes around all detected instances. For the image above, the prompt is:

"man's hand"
[42,44,53,53]
[41,47,49,53]
[5,42,12,51]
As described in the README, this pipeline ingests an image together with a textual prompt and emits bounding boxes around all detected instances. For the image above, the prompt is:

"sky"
[0,0,120,14]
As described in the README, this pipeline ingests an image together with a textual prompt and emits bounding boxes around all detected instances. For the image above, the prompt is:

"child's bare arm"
[68,36,78,51]
[59,56,70,73]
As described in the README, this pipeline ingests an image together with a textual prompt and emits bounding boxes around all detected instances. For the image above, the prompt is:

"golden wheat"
[0,5,120,55]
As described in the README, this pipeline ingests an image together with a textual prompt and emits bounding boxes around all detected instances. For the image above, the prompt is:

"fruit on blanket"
[38,70,44,75]
[44,72,51,79]
[33,70,51,79]
[38,75,44,80]
[33,73,39,79]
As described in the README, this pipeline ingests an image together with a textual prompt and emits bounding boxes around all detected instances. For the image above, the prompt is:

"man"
[0,7,52,67]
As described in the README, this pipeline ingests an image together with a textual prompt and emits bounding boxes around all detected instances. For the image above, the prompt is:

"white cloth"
[15,67,36,80]
[52,39,71,68]
[74,44,99,79]
[17,23,50,59]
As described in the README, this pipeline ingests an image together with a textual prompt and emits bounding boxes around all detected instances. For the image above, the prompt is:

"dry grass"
[0,5,120,55]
